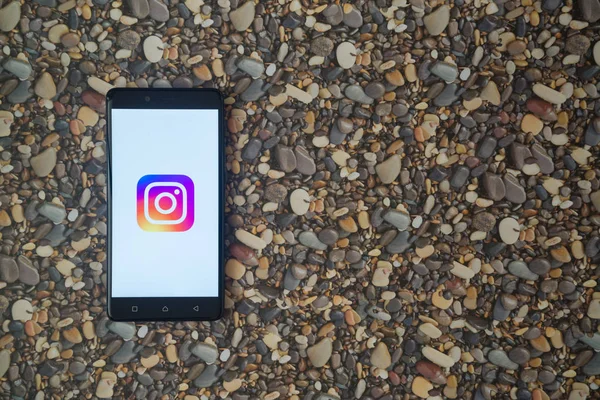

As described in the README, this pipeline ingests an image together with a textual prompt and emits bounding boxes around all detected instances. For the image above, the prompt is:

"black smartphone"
[106,88,224,321]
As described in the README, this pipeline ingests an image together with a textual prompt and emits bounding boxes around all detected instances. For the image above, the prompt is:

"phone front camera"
[145,96,151,102]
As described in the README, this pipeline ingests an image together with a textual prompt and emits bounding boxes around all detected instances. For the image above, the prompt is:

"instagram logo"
[137,174,194,232]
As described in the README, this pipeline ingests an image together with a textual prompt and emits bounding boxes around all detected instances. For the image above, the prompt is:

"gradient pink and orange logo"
[136,174,194,232]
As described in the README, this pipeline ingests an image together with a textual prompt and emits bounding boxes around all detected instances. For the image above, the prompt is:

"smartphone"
[106,88,224,321]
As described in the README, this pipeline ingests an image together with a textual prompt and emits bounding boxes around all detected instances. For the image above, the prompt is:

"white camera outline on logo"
[143,182,187,225]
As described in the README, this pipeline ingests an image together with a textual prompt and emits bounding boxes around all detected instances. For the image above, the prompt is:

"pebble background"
[0,0,600,399]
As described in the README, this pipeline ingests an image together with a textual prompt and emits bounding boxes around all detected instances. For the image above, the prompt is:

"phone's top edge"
[106,88,223,110]
[106,87,222,94]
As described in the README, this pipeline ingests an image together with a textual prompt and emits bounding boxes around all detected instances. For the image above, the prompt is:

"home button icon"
[162,306,169,312]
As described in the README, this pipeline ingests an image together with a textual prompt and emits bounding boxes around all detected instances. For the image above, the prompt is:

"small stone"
[571,147,592,165]
[30,148,57,177]
[504,174,526,204]
[307,338,332,367]
[290,189,310,215]
[529,258,551,275]
[87,76,114,95]
[579,0,600,23]
[285,84,313,104]
[318,228,338,246]
[584,353,600,375]
[451,261,475,279]
[430,62,458,82]
[419,323,442,339]
[126,0,149,18]
[0,256,18,283]
[530,336,551,352]
[372,261,392,287]
[0,2,20,32]
[61,32,80,47]
[295,146,316,175]
[63,327,83,344]
[3,58,32,80]
[96,372,117,398]
[521,114,543,135]
[432,290,452,309]
[533,83,567,104]
[78,106,99,126]
[345,84,373,104]
[508,347,531,365]
[194,365,219,388]
[225,259,245,280]
[387,231,412,253]
[416,361,446,385]
[0,350,9,379]
[423,5,450,36]
[488,349,519,370]
[11,299,33,322]
[339,216,358,233]
[235,230,267,250]
[591,191,600,212]
[594,42,600,66]
[38,203,66,223]
[507,40,527,55]
[264,184,288,203]
[229,1,255,31]
[508,260,538,280]
[588,299,600,319]
[193,63,212,81]
[298,231,327,251]
[336,42,356,69]
[499,217,520,245]
[48,24,69,43]
[236,57,264,78]
[191,343,218,364]
[184,0,203,13]
[111,341,137,364]
[566,35,591,55]
[148,0,169,21]
[241,137,261,161]
[143,36,164,63]
[422,346,455,368]
[343,5,362,27]
[376,155,401,184]
[17,256,39,286]
[472,212,496,232]
[481,81,501,105]
[34,72,57,100]
[412,376,433,399]
[551,246,572,263]
[371,342,391,369]
[311,37,334,56]
[0,210,10,227]
[56,259,76,276]
[386,70,405,86]
[383,210,411,231]
[364,82,386,99]
[0,111,14,137]
[108,322,136,340]
[275,145,297,173]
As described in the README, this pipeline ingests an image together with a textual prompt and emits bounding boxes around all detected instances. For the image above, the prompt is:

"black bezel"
[106,88,224,321]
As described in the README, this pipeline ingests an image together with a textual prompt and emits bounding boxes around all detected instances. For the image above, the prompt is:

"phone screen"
[110,108,219,299]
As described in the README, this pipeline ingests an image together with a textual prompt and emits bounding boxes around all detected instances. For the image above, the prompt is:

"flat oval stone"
[483,173,506,201]
[508,260,538,280]
[344,84,373,104]
[298,231,327,251]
